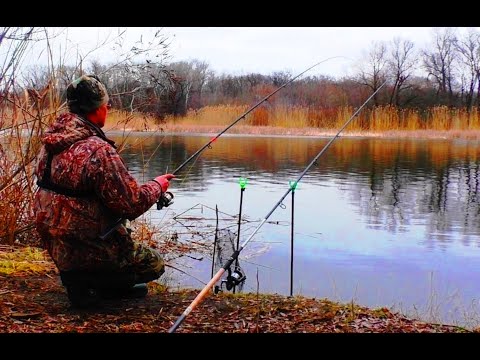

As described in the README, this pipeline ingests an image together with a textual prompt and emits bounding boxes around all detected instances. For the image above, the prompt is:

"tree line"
[9,27,479,122]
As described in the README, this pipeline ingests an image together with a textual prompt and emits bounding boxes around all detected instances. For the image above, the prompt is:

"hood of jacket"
[41,112,115,154]
[41,113,96,154]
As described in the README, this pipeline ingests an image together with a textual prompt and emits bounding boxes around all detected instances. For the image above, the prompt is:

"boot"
[65,284,100,308]
[60,270,148,305]
[99,283,148,300]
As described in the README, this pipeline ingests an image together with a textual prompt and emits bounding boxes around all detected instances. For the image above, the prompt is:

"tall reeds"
[0,28,55,245]
[104,110,164,133]
[160,104,480,133]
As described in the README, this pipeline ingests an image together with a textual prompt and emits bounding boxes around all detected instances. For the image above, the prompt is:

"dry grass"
[104,105,480,138]
[103,110,165,132]
[0,87,53,246]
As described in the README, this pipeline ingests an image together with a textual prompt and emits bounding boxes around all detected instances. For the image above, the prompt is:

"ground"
[0,246,474,333]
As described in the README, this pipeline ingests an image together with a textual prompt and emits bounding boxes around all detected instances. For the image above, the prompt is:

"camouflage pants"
[113,222,165,282]
[42,225,165,288]
[120,241,165,283]
[59,241,164,290]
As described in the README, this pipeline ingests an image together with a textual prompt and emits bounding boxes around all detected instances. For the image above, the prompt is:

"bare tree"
[454,28,480,110]
[167,60,212,115]
[387,37,417,106]
[422,27,459,106]
[271,71,291,87]
[356,41,389,106]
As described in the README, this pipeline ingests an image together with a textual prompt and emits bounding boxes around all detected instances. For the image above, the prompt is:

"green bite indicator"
[239,177,248,190]
[289,180,298,191]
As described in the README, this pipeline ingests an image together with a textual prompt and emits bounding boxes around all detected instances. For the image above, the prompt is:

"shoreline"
[104,125,480,141]
[0,245,473,333]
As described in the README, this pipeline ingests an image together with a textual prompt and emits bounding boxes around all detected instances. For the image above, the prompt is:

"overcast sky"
[20,27,476,79]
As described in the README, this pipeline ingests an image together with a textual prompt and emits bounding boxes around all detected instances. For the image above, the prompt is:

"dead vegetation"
[0,245,474,333]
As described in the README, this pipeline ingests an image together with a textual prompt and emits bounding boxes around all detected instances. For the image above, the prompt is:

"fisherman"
[34,74,175,308]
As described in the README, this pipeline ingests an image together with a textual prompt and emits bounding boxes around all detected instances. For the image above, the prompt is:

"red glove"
[154,174,175,193]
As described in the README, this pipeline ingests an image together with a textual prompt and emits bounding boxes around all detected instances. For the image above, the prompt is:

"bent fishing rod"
[168,80,387,333]
[99,59,334,241]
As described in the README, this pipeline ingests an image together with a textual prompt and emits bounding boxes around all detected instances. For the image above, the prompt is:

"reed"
[104,110,164,133]
[165,105,249,127]
[146,104,480,134]
[0,75,64,244]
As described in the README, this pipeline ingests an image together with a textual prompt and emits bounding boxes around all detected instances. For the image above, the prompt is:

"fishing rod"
[167,80,388,333]
[99,59,335,241]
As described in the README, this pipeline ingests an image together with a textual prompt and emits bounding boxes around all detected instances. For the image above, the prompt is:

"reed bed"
[131,105,480,135]
[104,110,164,133]
[0,91,50,245]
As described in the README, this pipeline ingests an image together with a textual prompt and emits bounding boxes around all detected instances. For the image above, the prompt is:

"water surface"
[115,133,480,328]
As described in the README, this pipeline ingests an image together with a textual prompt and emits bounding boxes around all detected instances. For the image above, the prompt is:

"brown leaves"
[0,251,473,333]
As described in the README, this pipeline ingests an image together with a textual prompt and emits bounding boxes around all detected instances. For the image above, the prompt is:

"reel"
[156,191,174,210]
[214,267,246,294]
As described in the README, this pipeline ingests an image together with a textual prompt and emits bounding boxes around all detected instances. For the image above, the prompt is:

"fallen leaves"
[0,246,474,333]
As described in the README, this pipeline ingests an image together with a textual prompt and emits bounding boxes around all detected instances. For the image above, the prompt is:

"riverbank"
[104,123,480,141]
[0,245,474,333]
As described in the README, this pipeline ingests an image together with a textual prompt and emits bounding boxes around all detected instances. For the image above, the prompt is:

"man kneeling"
[34,75,174,307]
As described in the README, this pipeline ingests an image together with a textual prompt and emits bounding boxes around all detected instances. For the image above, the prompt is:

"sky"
[18,27,475,79]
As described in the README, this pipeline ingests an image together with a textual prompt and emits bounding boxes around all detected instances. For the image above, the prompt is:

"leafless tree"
[387,37,418,106]
[422,27,459,106]
[454,28,480,110]
[356,41,389,106]
[166,60,212,115]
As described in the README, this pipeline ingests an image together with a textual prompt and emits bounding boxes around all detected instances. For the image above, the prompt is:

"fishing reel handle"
[157,191,174,210]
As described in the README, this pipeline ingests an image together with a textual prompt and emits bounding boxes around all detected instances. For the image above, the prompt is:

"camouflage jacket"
[34,113,162,271]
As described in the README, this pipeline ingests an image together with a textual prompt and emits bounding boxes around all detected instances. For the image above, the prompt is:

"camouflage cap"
[67,74,109,114]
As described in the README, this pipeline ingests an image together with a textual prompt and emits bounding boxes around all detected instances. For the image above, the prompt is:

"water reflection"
[112,133,480,327]
[116,134,480,243]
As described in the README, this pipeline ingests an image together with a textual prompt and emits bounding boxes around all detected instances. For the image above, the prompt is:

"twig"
[255,268,260,333]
